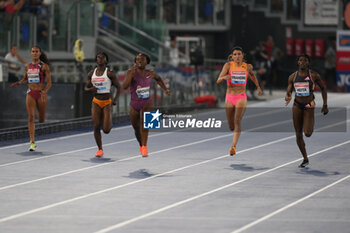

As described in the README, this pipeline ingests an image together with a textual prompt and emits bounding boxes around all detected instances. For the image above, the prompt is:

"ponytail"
[33,45,50,65]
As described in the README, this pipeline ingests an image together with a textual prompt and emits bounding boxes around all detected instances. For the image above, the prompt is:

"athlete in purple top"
[123,53,171,157]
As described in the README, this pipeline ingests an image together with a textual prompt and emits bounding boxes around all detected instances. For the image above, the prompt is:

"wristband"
[323,104,327,108]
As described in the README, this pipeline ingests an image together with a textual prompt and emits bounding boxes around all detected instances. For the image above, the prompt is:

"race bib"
[294,82,310,96]
[136,86,150,99]
[231,71,246,85]
[27,69,40,83]
[92,77,108,93]
[94,82,107,93]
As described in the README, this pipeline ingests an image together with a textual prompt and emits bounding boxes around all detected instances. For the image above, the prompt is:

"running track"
[0,92,349,233]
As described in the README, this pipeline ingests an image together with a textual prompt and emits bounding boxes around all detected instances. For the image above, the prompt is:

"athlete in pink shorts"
[217,46,262,155]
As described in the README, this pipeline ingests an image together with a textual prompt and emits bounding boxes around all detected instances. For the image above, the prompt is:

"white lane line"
[0,133,231,191]
[2,92,347,150]
[94,139,350,233]
[0,109,340,189]
[231,174,350,233]
[315,119,350,132]
[0,136,295,224]
[0,125,132,150]
[0,107,279,150]
[0,132,172,168]
[0,111,298,189]
[0,107,294,167]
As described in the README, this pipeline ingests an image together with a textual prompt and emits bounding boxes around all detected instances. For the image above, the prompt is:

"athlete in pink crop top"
[217,46,262,156]
[123,53,171,157]
[285,54,328,168]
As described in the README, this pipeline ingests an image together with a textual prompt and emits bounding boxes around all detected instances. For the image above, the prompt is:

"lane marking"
[231,174,350,233]
[0,107,280,150]
[0,125,132,150]
[1,92,347,150]
[0,132,171,168]
[0,111,300,188]
[0,136,295,223]
[0,108,294,167]
[94,139,350,233]
[0,133,231,191]
[0,111,343,190]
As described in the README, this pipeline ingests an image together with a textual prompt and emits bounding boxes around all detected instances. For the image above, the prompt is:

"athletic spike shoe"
[29,141,37,151]
[141,146,148,158]
[229,146,236,156]
[299,159,309,168]
[95,149,104,158]
[140,146,142,153]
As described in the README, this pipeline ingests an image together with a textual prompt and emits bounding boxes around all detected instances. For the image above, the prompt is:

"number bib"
[92,81,107,93]
[294,82,310,96]
[95,84,107,93]
[231,71,246,85]
[27,68,40,83]
[136,86,150,99]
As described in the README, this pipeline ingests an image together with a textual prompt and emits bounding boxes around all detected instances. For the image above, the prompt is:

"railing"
[98,11,189,66]
[0,59,225,117]
[0,1,97,53]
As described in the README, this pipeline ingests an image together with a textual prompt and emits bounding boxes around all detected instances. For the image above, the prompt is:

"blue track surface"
[0,92,349,233]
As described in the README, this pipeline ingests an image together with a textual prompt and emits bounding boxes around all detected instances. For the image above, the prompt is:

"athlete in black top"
[285,54,328,168]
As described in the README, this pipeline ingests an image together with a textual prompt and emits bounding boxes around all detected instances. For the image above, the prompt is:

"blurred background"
[0,0,349,139]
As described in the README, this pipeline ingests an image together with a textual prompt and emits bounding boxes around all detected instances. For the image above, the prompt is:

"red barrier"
[295,39,304,56]
[286,38,294,56]
[315,39,325,57]
[305,39,314,57]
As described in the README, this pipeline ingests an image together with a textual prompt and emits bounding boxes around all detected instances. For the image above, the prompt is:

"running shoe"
[299,159,309,168]
[29,141,37,151]
[95,149,104,157]
[229,146,236,156]
[141,146,148,158]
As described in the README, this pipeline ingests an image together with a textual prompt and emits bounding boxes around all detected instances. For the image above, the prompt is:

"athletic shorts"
[130,98,152,112]
[294,99,315,110]
[27,89,42,100]
[93,97,112,109]
[225,93,247,106]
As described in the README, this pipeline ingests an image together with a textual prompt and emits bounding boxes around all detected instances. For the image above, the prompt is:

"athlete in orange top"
[217,46,262,155]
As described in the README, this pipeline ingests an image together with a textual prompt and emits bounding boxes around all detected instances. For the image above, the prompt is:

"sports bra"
[227,62,248,86]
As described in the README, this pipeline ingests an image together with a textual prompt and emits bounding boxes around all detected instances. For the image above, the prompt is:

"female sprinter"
[11,46,51,151]
[85,52,121,157]
[123,53,170,157]
[217,46,262,155]
[285,54,328,167]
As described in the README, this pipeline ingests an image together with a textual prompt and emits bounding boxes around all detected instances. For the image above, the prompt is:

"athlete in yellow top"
[217,46,262,155]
